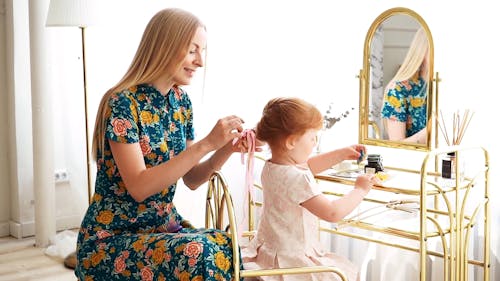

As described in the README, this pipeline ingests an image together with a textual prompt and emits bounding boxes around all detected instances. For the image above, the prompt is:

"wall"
[0,0,87,238]
[2,0,36,238]
[1,0,499,278]
[0,0,10,236]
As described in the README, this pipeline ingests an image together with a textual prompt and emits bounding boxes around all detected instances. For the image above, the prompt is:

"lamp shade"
[46,0,97,27]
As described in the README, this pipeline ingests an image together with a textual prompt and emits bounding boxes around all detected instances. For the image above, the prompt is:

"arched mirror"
[358,7,437,151]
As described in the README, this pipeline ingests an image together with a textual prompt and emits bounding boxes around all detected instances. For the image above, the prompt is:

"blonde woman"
[75,8,250,280]
[381,27,429,143]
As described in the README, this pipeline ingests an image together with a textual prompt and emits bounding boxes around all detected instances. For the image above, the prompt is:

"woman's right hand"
[203,115,244,151]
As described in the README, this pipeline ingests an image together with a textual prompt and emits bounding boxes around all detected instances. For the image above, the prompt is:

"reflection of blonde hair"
[384,27,429,94]
[92,8,204,159]
[256,97,323,151]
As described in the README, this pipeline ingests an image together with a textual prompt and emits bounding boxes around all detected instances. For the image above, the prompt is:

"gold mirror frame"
[358,7,437,151]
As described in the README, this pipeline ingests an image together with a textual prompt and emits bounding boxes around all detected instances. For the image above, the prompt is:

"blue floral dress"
[381,75,427,137]
[75,84,239,281]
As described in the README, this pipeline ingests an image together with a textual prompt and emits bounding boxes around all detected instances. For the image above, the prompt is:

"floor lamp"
[46,0,96,204]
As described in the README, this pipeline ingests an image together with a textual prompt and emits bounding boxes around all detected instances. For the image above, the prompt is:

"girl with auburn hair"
[242,97,379,281]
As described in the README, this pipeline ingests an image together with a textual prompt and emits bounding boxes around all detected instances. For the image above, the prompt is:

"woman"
[381,27,430,144]
[75,8,248,281]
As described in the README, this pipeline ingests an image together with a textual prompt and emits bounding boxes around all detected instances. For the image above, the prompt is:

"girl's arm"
[307,144,365,174]
[301,173,376,222]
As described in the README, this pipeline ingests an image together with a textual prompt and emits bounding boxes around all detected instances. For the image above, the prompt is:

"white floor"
[0,235,75,281]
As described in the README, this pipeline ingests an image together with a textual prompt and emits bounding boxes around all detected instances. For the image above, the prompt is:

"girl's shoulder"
[264,160,308,172]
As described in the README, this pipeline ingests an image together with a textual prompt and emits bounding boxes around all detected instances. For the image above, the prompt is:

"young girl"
[241,97,379,281]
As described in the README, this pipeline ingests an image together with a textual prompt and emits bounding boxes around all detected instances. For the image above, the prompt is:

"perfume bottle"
[442,152,463,179]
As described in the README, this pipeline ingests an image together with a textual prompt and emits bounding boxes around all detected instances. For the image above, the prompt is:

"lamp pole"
[80,26,92,203]
[46,0,96,204]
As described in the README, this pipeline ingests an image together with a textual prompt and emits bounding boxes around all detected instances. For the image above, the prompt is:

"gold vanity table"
[316,146,490,281]
[314,7,490,281]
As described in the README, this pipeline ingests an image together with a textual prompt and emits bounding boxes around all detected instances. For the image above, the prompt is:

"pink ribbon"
[233,129,256,237]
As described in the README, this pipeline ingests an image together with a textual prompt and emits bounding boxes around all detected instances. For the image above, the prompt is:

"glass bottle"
[442,152,457,179]
[364,154,384,174]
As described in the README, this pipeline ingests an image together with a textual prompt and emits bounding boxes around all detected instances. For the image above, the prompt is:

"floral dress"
[381,75,427,137]
[75,84,239,281]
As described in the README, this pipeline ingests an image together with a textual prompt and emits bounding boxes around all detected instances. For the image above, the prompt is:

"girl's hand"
[341,144,367,161]
[354,173,379,194]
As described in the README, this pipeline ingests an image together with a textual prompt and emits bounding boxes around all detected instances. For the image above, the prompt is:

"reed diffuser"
[438,109,474,178]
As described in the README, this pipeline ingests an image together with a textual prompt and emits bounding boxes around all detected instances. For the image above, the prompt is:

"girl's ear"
[285,135,296,150]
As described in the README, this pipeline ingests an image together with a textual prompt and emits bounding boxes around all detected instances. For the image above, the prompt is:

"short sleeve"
[105,92,139,144]
[381,83,408,122]
[286,169,322,205]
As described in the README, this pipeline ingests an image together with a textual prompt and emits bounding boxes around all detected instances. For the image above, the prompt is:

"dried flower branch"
[323,103,355,130]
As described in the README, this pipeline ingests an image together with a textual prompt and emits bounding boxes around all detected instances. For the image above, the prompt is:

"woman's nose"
[194,52,204,67]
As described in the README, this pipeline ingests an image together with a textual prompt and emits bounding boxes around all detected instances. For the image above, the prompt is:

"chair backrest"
[247,154,267,232]
[205,170,348,281]
[205,170,233,231]
[205,171,243,278]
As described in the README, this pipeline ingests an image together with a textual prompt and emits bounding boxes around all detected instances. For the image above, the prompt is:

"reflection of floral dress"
[241,161,358,281]
[381,75,427,137]
[75,84,239,281]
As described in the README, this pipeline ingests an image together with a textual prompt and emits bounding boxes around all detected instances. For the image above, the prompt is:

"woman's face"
[172,26,207,86]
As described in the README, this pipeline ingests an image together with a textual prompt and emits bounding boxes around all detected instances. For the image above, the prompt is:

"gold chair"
[205,170,348,280]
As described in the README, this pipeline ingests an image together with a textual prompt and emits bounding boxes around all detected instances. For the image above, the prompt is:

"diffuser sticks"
[438,109,474,146]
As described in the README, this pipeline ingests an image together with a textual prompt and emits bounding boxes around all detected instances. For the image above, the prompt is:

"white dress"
[241,161,358,281]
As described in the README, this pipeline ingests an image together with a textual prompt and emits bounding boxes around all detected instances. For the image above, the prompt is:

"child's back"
[241,97,376,281]
[242,161,358,281]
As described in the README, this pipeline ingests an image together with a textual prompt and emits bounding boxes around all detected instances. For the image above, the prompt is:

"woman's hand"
[202,115,244,151]
[231,129,265,153]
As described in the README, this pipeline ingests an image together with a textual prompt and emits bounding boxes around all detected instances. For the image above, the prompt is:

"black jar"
[364,154,384,173]
[442,152,455,179]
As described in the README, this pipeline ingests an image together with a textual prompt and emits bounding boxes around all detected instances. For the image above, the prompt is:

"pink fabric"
[241,162,359,281]
[233,129,256,237]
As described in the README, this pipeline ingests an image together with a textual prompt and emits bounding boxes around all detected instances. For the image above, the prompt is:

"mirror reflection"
[380,27,429,143]
[361,8,434,151]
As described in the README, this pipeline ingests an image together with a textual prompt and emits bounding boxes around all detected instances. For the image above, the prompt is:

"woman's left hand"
[231,130,265,153]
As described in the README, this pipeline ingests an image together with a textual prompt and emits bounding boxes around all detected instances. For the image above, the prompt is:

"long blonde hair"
[92,8,204,160]
[384,27,429,94]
